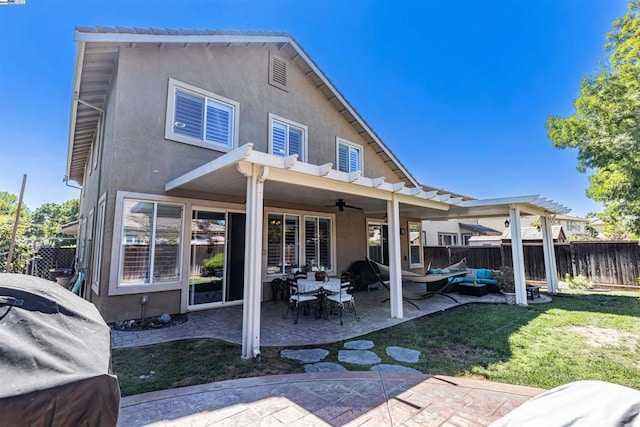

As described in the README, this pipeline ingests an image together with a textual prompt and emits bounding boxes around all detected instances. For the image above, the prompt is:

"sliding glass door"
[368,222,389,265]
[188,210,245,308]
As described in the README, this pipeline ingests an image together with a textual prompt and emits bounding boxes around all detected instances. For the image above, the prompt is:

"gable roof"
[67,26,420,187]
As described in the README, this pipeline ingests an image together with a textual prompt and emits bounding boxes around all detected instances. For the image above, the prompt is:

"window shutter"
[288,127,302,158]
[205,100,232,147]
[338,144,349,172]
[349,146,360,172]
[174,90,204,140]
[272,122,287,157]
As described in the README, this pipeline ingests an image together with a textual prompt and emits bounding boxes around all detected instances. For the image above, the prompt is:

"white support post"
[541,216,559,294]
[509,206,528,306]
[241,164,266,359]
[387,196,403,319]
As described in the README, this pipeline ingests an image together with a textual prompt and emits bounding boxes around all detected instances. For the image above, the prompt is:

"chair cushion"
[327,293,353,303]
[292,294,317,302]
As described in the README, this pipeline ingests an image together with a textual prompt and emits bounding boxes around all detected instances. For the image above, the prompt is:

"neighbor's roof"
[66,26,420,189]
[459,222,501,235]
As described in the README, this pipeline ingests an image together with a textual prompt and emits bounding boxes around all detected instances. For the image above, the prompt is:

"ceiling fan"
[334,199,363,212]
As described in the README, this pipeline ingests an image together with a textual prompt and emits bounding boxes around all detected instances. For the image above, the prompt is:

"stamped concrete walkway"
[112,284,551,349]
[119,372,544,426]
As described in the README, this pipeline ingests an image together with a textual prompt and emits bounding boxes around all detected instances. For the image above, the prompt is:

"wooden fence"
[424,241,640,286]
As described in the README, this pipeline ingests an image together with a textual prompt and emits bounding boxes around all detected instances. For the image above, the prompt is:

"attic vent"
[269,53,288,91]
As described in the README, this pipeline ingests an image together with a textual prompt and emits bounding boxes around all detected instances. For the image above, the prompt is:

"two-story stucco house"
[66,27,570,358]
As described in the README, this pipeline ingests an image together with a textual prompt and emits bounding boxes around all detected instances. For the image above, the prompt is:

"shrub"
[563,273,593,289]
[496,266,515,293]
[203,253,224,276]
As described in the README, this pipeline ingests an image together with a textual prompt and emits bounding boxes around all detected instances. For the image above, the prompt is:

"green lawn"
[112,290,640,396]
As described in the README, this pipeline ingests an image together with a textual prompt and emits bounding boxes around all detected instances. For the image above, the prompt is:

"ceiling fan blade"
[344,204,363,210]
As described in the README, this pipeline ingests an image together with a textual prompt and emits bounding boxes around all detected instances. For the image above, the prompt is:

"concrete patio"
[111,283,532,349]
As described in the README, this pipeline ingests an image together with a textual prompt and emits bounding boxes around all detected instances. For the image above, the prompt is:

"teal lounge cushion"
[477,269,492,279]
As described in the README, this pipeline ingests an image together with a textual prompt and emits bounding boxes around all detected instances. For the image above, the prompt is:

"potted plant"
[497,266,516,304]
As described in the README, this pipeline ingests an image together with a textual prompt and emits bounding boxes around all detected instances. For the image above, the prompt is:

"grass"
[112,290,640,396]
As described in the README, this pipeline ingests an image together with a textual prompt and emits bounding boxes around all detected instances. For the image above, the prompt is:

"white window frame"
[165,78,239,152]
[92,193,106,295]
[264,207,335,277]
[462,233,473,246]
[438,232,458,246]
[78,217,87,264]
[268,113,307,161]
[336,137,363,174]
[408,221,423,268]
[109,192,187,296]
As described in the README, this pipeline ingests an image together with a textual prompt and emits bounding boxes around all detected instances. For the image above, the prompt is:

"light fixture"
[504,219,510,228]
[536,225,541,232]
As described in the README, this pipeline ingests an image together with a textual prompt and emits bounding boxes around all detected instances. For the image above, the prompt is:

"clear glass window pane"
[121,200,153,284]
[288,127,302,158]
[174,90,204,140]
[205,99,232,146]
[153,204,183,282]
[318,218,331,270]
[284,216,299,272]
[267,214,283,274]
[272,122,287,157]
[305,217,317,269]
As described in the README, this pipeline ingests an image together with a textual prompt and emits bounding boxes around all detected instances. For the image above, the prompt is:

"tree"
[30,199,79,238]
[0,191,32,272]
[547,0,640,235]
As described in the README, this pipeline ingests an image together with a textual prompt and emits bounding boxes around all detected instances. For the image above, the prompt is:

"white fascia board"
[66,41,85,180]
[75,30,292,46]
[395,193,450,211]
[165,143,254,191]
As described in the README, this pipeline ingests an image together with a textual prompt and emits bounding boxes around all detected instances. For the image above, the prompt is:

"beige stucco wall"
[82,44,418,321]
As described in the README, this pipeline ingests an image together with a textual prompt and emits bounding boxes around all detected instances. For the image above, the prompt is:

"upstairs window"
[166,78,239,151]
[269,114,307,161]
[336,138,362,173]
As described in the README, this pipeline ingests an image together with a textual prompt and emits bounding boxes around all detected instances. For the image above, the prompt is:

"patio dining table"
[296,278,342,294]
[295,278,343,320]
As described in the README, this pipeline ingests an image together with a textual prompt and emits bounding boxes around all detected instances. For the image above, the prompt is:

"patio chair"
[327,281,360,326]
[282,279,318,324]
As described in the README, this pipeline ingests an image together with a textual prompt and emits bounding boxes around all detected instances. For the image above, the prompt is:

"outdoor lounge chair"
[366,258,464,307]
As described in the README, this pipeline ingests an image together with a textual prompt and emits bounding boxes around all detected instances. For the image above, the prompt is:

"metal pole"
[5,174,27,273]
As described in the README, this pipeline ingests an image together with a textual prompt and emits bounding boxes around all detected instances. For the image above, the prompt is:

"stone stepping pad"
[280,348,328,363]
[304,362,348,373]
[343,340,374,350]
[386,346,420,363]
[338,349,381,365]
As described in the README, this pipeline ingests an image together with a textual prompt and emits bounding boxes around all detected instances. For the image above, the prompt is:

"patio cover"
[166,144,570,359]
[0,274,120,426]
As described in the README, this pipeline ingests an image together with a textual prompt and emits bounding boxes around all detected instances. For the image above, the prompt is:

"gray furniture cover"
[0,273,120,426]
[491,380,640,426]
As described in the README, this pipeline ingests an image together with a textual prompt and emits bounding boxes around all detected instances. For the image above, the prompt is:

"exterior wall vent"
[269,52,288,91]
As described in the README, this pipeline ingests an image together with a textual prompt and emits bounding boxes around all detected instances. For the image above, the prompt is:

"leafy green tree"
[30,199,79,238]
[547,1,640,235]
[0,191,32,272]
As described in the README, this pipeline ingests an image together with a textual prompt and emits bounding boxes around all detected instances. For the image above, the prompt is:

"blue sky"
[0,0,629,216]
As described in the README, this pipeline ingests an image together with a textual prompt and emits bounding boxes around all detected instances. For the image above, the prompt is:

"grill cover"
[0,273,120,426]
